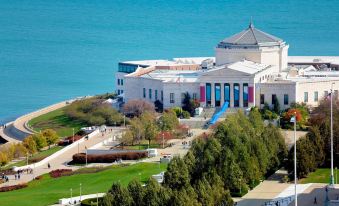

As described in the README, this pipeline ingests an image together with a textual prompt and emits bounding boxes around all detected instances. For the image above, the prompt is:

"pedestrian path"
[0,128,122,187]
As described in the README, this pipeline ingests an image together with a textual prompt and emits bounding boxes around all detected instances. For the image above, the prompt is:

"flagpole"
[330,82,335,186]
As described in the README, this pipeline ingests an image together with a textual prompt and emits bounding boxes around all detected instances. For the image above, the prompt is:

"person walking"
[48,163,51,169]
[314,196,317,204]
[18,174,20,180]
[14,174,17,180]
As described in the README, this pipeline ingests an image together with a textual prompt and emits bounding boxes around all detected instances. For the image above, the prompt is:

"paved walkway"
[1,128,123,187]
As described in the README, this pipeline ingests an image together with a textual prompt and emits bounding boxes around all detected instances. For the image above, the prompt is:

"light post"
[291,113,297,206]
[70,188,73,205]
[124,114,126,127]
[77,142,79,154]
[330,82,335,186]
[80,183,82,202]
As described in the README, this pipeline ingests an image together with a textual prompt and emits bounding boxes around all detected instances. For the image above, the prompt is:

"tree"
[121,130,134,147]
[42,129,59,148]
[127,180,144,206]
[158,109,179,131]
[23,135,37,154]
[107,182,133,206]
[273,95,281,113]
[0,152,9,167]
[182,92,199,117]
[164,157,190,190]
[140,112,158,147]
[32,133,47,151]
[142,178,162,206]
[123,99,155,117]
[129,118,144,145]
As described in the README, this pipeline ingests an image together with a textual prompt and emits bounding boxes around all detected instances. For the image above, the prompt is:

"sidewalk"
[0,128,123,187]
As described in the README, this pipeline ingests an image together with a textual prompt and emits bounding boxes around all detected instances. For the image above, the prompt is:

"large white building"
[115,23,339,110]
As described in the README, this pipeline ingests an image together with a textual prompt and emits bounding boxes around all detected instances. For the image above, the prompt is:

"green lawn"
[299,168,338,184]
[2,146,64,169]
[28,108,86,137]
[0,163,167,206]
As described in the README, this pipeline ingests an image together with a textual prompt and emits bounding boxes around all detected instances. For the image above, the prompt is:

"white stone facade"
[115,23,339,111]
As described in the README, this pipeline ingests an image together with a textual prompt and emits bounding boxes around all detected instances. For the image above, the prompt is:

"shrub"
[181,111,190,119]
[0,184,27,192]
[49,169,73,178]
[72,151,147,164]
[81,197,103,206]
[123,99,155,117]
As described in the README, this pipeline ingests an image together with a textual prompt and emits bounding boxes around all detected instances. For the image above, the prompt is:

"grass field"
[3,146,64,169]
[0,163,167,206]
[299,168,337,184]
[28,108,86,137]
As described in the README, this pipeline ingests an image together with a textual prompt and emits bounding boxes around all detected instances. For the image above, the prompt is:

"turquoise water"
[1,0,339,124]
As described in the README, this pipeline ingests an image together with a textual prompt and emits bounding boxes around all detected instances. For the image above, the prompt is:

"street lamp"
[85,146,88,167]
[80,183,82,202]
[330,82,335,186]
[162,132,165,149]
[70,188,73,205]
[290,113,297,206]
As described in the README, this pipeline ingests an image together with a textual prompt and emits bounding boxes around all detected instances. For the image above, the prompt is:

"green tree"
[107,182,133,206]
[273,95,281,114]
[42,129,59,148]
[142,178,162,206]
[140,112,158,147]
[32,133,47,151]
[164,157,190,190]
[127,179,144,206]
[158,109,179,131]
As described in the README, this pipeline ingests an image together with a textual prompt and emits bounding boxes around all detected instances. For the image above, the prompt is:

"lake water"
[1,0,339,124]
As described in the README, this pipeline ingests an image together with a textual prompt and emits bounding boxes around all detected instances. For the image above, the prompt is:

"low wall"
[59,193,105,205]
[13,129,100,171]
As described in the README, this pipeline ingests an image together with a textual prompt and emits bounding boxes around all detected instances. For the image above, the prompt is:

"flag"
[290,116,296,123]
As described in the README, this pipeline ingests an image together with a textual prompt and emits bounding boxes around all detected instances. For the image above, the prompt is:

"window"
[304,92,308,102]
[192,93,197,100]
[161,90,163,101]
[314,91,318,102]
[224,83,230,103]
[121,79,124,85]
[143,88,146,98]
[272,94,277,105]
[243,83,248,107]
[170,93,175,103]
[155,90,158,100]
[120,90,123,94]
[260,94,265,104]
[149,89,152,99]
[284,94,289,105]
[117,79,120,85]
[215,83,221,107]
[181,93,186,102]
[206,83,211,106]
[234,83,239,107]
[117,90,120,95]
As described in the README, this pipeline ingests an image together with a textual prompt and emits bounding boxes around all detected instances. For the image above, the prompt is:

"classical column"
[211,83,215,107]
[230,83,234,108]
[240,83,244,108]
[221,83,225,106]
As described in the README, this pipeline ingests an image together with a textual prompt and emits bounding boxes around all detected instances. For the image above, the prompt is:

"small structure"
[152,172,165,183]
[147,148,158,157]
[160,154,172,163]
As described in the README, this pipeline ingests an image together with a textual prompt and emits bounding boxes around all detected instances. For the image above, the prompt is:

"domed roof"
[217,22,284,48]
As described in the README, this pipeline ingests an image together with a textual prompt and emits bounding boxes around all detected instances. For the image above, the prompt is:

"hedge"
[0,183,27,192]
[72,151,147,164]
[49,169,73,178]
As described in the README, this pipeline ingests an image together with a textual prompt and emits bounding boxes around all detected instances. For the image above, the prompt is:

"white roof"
[140,69,199,83]
[227,60,272,74]
[173,57,215,64]
[288,56,339,65]
[122,59,175,66]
